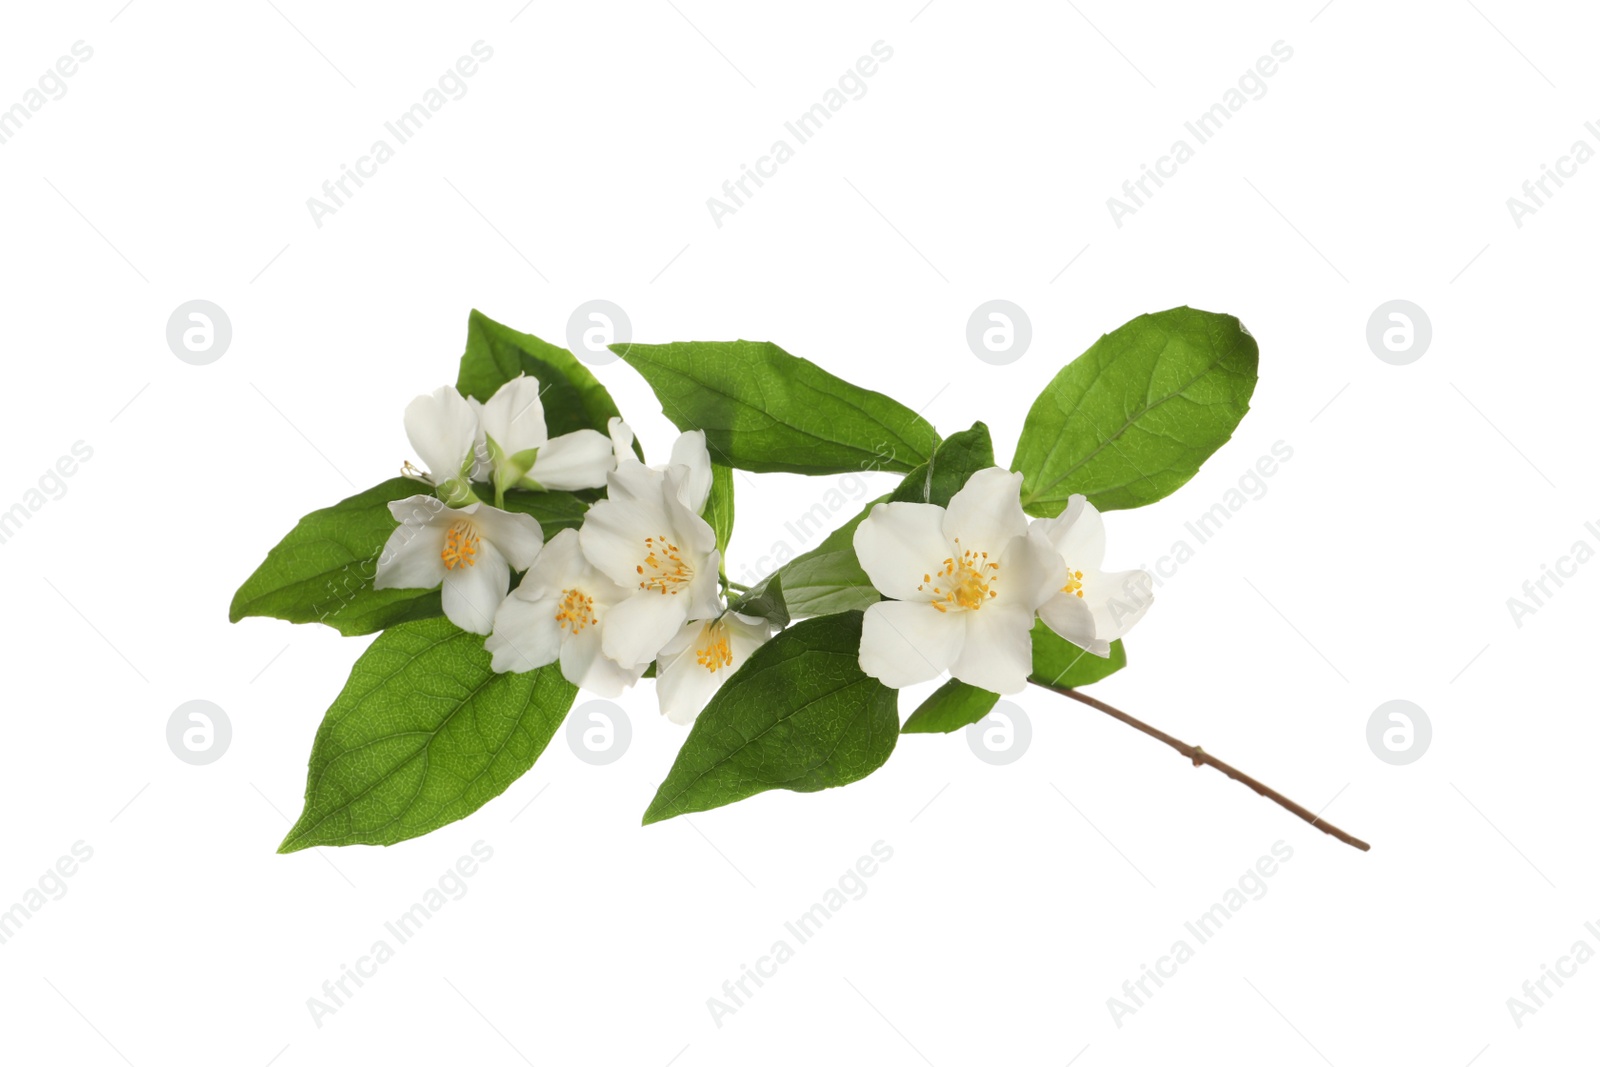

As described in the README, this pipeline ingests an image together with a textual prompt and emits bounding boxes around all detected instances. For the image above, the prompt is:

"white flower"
[1032,494,1153,657]
[579,455,721,670]
[373,494,543,635]
[853,467,1063,695]
[607,418,712,513]
[470,376,614,499]
[405,386,481,506]
[654,611,775,724]
[485,529,644,695]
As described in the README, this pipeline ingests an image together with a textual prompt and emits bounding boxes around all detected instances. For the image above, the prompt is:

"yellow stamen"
[695,622,733,672]
[554,588,597,633]
[917,537,1000,613]
[440,520,480,570]
[1062,568,1085,598]
[638,533,692,595]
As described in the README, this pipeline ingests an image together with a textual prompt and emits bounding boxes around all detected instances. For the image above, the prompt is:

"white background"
[1,1,1595,1063]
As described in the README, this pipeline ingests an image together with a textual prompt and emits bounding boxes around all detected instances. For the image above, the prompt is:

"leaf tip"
[641,788,679,825]
[277,812,318,854]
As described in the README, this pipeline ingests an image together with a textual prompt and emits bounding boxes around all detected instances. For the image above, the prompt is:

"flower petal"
[1037,591,1108,657]
[440,539,510,635]
[585,568,635,610]
[579,460,676,588]
[480,375,548,456]
[601,590,689,669]
[724,611,776,660]
[653,611,776,723]
[404,386,478,481]
[526,429,614,491]
[461,503,544,572]
[667,430,713,513]
[942,467,1028,553]
[608,417,638,465]
[949,604,1035,694]
[858,599,965,688]
[466,397,492,481]
[515,528,586,601]
[486,591,562,674]
[560,626,643,697]
[853,502,950,602]
[386,493,450,527]
[1083,567,1154,640]
[373,519,447,591]
[1037,493,1107,571]
[654,621,729,724]
[993,526,1066,612]
[684,548,723,622]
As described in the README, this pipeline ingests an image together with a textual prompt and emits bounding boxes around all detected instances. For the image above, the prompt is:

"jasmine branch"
[1033,682,1371,852]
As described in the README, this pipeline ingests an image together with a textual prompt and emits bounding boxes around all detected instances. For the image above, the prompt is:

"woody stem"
[1032,682,1371,852]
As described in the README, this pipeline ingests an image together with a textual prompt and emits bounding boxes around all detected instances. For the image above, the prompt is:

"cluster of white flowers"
[372,377,773,724]
[852,468,1153,695]
[373,378,1153,722]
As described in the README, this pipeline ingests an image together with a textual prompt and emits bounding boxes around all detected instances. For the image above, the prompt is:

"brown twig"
[1035,682,1371,852]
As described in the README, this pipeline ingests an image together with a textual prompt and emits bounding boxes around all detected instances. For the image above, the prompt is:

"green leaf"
[728,571,789,629]
[496,485,599,535]
[770,500,884,618]
[889,421,995,507]
[280,617,577,852]
[642,612,898,824]
[1029,625,1127,688]
[456,309,632,444]
[704,462,735,560]
[1014,306,1259,514]
[612,339,937,475]
[773,423,996,618]
[901,679,1000,734]
[229,478,443,636]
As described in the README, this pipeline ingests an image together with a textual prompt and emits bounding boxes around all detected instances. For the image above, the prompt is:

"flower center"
[1062,568,1085,598]
[636,533,692,595]
[919,539,999,613]
[555,588,597,634]
[440,520,480,570]
[695,623,733,672]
